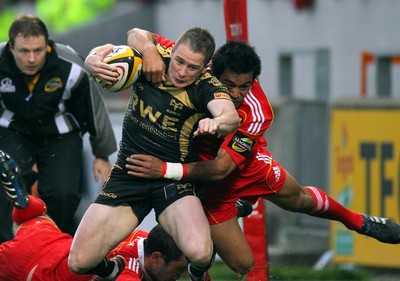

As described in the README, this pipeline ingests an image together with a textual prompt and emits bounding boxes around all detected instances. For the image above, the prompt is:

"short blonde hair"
[175,27,215,65]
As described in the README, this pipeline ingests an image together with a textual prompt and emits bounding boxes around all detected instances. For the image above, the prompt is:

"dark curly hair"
[211,41,261,81]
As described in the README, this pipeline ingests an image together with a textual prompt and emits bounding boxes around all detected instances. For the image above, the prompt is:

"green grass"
[181,262,371,281]
[269,265,370,281]
[182,262,244,281]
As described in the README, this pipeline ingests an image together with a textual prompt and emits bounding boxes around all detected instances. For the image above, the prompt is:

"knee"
[68,255,81,274]
[228,251,254,275]
[235,260,254,275]
[185,243,214,267]
[278,186,315,213]
[68,250,91,274]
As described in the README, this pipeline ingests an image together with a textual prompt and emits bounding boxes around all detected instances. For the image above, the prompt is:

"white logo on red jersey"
[256,151,271,164]
[127,257,141,274]
[273,166,281,183]
[256,151,281,182]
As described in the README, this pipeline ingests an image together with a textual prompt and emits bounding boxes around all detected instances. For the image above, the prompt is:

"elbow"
[222,114,240,135]
[127,27,140,37]
[212,174,228,181]
[127,28,142,44]
[229,112,240,131]
[209,167,231,181]
[216,115,239,135]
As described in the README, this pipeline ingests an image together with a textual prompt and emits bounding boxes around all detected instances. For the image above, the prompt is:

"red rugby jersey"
[196,79,274,170]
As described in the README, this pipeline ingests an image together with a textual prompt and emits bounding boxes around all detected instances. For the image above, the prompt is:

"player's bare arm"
[195,98,239,136]
[127,28,166,83]
[85,44,119,83]
[126,148,237,181]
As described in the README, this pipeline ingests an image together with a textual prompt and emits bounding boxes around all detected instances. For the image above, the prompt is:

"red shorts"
[204,147,286,224]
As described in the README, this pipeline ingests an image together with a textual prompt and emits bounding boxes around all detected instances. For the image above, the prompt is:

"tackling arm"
[127,28,157,54]
[194,99,240,136]
[127,28,166,83]
[126,148,237,181]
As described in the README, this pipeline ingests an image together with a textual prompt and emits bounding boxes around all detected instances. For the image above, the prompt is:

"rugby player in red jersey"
[125,38,400,278]
[0,150,187,281]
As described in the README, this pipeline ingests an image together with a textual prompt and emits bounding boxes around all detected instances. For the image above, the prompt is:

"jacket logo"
[0,78,16,93]
[44,77,63,93]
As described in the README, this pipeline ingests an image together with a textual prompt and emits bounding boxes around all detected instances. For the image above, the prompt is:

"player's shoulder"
[53,41,85,67]
[244,80,271,108]
[0,42,6,52]
[196,72,229,91]
[53,42,80,58]
[238,81,273,134]
[250,79,268,98]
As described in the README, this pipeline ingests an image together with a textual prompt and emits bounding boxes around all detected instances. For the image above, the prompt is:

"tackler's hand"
[126,154,164,179]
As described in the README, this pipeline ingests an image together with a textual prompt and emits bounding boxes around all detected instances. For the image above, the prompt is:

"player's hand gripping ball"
[96,45,142,92]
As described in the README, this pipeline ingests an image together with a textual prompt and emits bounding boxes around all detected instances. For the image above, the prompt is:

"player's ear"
[151,251,163,263]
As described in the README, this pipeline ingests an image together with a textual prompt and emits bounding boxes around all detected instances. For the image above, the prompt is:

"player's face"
[218,69,253,108]
[149,256,187,281]
[168,43,206,88]
[10,35,47,76]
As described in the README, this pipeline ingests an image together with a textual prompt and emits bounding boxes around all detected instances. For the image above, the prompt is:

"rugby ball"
[96,45,142,92]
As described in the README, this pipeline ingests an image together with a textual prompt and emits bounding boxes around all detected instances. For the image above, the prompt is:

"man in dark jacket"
[0,14,117,242]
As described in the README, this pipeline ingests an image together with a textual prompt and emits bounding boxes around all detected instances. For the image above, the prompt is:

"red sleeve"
[154,34,175,48]
[220,129,261,169]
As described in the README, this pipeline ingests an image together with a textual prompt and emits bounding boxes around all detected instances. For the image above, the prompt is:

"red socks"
[304,186,364,231]
[12,195,47,225]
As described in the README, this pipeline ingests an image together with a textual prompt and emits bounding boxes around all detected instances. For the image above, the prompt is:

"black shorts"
[95,165,206,223]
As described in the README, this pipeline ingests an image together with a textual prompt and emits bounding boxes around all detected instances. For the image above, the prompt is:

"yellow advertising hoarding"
[330,108,400,268]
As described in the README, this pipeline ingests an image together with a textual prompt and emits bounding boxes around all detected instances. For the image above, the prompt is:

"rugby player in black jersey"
[69,27,239,281]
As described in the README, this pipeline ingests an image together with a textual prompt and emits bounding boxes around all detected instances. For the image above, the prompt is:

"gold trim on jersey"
[157,43,172,58]
[180,113,206,161]
[159,86,196,110]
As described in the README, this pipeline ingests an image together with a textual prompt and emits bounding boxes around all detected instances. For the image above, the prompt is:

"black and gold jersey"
[116,61,231,166]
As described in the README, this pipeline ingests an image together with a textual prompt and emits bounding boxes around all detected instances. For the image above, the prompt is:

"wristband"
[161,162,187,180]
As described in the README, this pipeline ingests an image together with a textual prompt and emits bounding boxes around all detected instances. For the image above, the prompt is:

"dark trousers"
[0,128,83,242]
